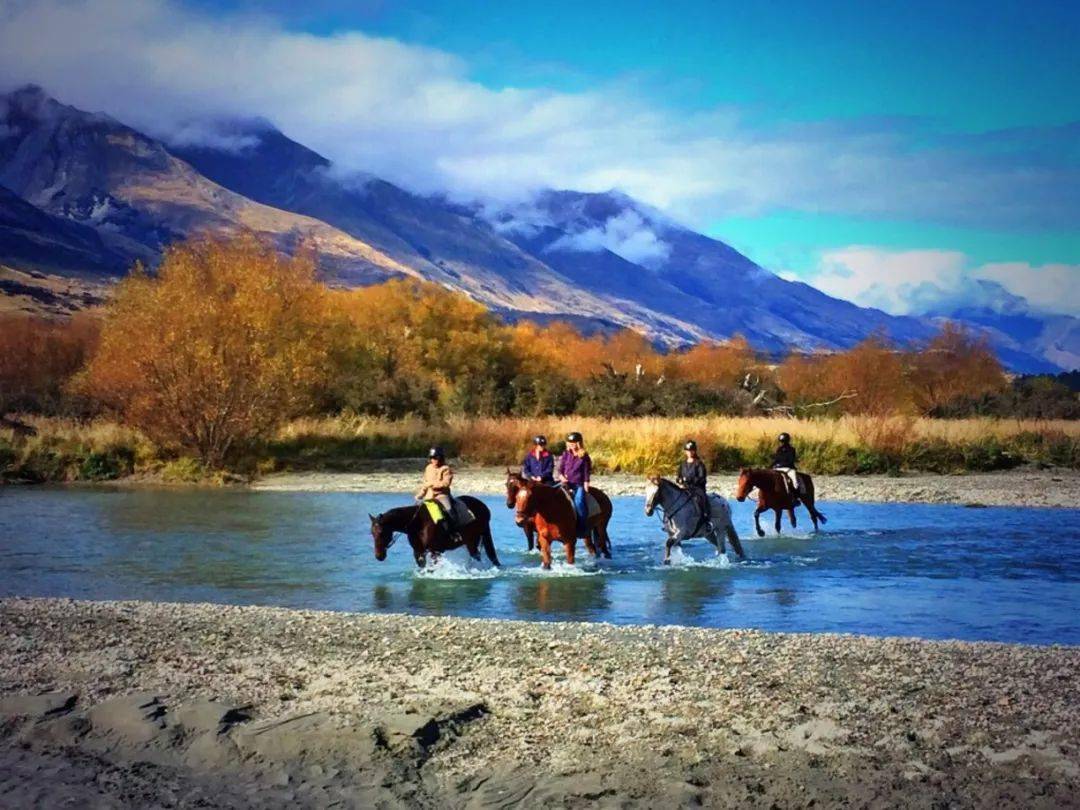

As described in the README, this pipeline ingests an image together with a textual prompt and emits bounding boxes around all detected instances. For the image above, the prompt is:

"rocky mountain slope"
[0,86,1071,371]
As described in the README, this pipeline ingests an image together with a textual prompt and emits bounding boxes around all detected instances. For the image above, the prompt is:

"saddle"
[424,498,476,527]
[561,488,602,518]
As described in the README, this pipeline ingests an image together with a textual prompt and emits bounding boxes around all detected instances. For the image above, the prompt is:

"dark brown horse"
[734,468,827,536]
[370,496,499,568]
[505,473,612,569]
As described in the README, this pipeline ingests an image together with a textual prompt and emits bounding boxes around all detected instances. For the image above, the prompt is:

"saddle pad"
[450,498,475,526]
[561,488,602,518]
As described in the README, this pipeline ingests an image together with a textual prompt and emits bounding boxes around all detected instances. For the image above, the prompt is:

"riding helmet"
[428,446,446,459]
[566,431,583,443]
[533,435,547,446]
[684,440,697,451]
[778,432,791,444]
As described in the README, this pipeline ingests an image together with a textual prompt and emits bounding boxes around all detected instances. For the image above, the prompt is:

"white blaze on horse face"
[644,482,659,514]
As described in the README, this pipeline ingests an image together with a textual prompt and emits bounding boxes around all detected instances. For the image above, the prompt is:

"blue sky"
[3,0,1078,314]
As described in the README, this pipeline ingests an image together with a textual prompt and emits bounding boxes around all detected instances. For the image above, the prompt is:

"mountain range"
[0,85,1074,372]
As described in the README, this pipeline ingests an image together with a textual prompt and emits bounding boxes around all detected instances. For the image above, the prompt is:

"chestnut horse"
[505,473,612,569]
[369,496,499,568]
[734,468,827,536]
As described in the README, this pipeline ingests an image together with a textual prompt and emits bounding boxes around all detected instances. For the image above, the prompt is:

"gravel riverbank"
[1,597,1078,808]
[250,465,1080,509]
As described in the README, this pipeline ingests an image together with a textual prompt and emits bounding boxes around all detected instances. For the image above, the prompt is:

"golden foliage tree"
[0,314,100,415]
[907,323,1006,414]
[668,336,755,388]
[80,235,334,466]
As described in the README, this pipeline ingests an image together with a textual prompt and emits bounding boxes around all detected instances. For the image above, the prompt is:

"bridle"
[651,478,694,521]
[375,504,423,551]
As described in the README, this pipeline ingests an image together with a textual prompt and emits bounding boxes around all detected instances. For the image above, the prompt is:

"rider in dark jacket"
[521,435,555,485]
[676,440,710,519]
[771,433,801,502]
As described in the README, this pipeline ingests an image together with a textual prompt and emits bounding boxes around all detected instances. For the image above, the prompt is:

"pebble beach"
[2,597,1078,808]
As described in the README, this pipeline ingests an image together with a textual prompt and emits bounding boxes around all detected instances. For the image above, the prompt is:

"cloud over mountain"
[1,0,1077,233]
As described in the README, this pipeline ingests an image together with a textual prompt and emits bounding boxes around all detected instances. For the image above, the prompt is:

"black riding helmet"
[566,431,583,443]
[684,440,698,451]
[533,435,547,446]
[428,446,446,460]
[778,433,791,444]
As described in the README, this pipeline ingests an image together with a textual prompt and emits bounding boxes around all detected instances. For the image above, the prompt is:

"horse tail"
[801,476,827,524]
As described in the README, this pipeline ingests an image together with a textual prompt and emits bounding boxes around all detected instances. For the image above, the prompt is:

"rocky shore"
[251,466,1080,509]
[2,597,1078,808]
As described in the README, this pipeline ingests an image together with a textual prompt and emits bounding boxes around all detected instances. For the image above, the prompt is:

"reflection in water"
[408,577,496,614]
[372,584,394,611]
[511,576,610,618]
[658,568,735,622]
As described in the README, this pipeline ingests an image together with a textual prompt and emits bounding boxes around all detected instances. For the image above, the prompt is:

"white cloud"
[547,210,671,266]
[1,0,1076,231]
[806,247,1080,317]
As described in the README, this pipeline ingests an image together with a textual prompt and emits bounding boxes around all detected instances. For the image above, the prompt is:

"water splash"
[412,551,500,580]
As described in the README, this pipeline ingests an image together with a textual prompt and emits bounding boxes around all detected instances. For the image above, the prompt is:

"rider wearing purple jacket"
[557,432,591,530]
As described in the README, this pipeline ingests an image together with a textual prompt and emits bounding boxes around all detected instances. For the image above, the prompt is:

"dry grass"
[4,414,1078,481]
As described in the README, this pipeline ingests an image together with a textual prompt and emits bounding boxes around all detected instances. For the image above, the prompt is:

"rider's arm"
[582,454,591,492]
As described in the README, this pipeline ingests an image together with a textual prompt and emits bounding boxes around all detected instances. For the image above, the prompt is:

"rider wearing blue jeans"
[557,431,591,533]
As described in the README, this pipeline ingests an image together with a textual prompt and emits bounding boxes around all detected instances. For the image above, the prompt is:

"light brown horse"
[734,468,827,536]
[505,473,613,569]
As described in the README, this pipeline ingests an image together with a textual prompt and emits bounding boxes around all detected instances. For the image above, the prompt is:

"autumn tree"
[0,314,100,416]
[907,324,1006,414]
[669,336,755,388]
[80,235,335,466]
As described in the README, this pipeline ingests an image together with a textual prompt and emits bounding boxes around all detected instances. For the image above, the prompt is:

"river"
[1,487,1077,644]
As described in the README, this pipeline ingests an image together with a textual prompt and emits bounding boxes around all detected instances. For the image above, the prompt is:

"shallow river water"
[1,487,1078,644]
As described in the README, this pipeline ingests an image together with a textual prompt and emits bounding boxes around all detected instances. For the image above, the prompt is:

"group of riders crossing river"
[369,431,826,570]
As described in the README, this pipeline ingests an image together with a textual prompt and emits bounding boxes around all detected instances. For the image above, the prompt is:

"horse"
[505,473,613,569]
[644,476,746,564]
[369,495,500,568]
[734,468,827,536]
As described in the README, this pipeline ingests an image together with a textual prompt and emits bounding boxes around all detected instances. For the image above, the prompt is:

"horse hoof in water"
[662,557,671,566]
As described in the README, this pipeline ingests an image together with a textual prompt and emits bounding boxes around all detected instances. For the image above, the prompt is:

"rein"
[656,479,694,521]
[381,504,424,550]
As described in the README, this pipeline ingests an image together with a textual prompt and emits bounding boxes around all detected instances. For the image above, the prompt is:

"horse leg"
[663,534,677,565]
[538,532,553,570]
[774,509,782,534]
[465,531,482,562]
[525,522,536,552]
[564,539,576,566]
[481,525,501,567]
[707,527,724,555]
[582,527,598,558]
[600,525,613,558]
[753,507,766,538]
[725,522,746,560]
[789,507,797,529]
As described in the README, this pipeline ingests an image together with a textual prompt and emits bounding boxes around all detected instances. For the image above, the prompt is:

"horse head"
[644,475,662,516]
[734,468,753,502]
[504,468,522,509]
[369,512,392,561]
[512,478,535,526]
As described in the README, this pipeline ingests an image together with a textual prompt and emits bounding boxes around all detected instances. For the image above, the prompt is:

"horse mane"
[378,504,424,531]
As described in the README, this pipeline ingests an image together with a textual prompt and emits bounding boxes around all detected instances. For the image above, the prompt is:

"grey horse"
[644,476,746,564]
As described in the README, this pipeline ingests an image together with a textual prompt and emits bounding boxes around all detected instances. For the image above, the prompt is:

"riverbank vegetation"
[1,235,1077,481]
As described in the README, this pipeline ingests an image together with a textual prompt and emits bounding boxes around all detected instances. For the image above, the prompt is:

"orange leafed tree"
[0,314,100,415]
[907,323,1006,414]
[668,336,755,388]
[80,235,335,466]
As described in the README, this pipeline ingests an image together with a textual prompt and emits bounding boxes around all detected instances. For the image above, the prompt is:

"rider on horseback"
[416,447,460,543]
[772,433,804,504]
[521,435,556,485]
[676,440,711,522]
[557,432,591,533]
